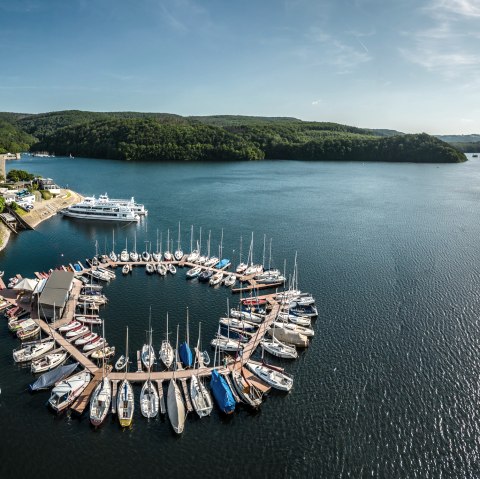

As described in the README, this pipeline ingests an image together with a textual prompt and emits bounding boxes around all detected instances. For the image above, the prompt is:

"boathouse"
[38,270,74,320]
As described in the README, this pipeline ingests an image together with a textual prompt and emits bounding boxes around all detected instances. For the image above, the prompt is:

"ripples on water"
[1,155,480,477]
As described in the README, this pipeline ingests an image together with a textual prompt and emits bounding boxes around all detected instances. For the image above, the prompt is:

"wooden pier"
[71,370,103,414]
[156,380,166,414]
[180,378,193,412]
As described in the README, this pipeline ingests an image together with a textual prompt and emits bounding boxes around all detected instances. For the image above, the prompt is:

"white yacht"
[98,193,148,215]
[61,196,139,222]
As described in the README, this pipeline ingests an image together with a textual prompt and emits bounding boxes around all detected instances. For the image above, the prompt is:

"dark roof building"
[39,270,74,320]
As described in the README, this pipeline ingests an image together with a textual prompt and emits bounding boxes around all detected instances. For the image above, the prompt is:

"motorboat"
[168,264,177,275]
[83,336,105,352]
[91,346,116,360]
[209,271,223,286]
[75,332,98,346]
[223,274,236,287]
[32,351,68,373]
[157,264,167,276]
[17,324,41,341]
[76,316,103,325]
[198,269,213,283]
[66,325,89,339]
[122,264,130,275]
[13,340,55,363]
[48,370,91,412]
[115,354,128,371]
[186,266,202,278]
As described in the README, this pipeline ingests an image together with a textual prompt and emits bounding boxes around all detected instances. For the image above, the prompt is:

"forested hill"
[0,110,467,163]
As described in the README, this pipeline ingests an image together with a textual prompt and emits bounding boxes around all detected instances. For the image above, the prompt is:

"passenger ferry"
[98,194,148,215]
[61,196,140,222]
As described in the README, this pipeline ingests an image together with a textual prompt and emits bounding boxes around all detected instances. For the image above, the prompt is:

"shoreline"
[0,189,83,253]
[0,223,11,253]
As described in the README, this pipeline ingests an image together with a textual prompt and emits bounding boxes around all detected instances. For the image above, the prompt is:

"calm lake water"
[1,154,480,477]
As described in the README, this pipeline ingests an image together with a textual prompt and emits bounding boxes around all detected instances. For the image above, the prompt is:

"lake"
[1,154,480,477]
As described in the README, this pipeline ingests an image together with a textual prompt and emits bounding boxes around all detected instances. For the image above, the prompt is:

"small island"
[0,110,466,163]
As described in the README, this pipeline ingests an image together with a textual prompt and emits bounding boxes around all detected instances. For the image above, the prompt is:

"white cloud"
[428,0,480,17]
[401,0,480,78]
[303,28,372,73]
[311,99,322,105]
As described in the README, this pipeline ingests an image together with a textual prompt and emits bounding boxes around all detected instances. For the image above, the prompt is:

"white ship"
[61,196,140,222]
[98,193,148,215]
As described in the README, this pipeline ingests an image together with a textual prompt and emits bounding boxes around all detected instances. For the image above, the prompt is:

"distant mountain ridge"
[0,110,467,163]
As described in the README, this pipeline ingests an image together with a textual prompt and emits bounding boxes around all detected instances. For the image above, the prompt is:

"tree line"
[0,110,467,163]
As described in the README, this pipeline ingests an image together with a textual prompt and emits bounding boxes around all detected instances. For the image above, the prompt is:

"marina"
[1,249,314,418]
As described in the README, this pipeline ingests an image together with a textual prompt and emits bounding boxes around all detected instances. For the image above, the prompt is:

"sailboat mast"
[207,230,211,257]
[199,227,202,254]
[239,236,242,264]
[262,234,266,268]
[220,228,224,258]
[186,307,190,345]
[190,225,193,252]
[125,327,129,377]
[269,238,272,271]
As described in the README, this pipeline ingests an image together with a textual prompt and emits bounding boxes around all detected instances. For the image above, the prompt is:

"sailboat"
[236,235,248,274]
[120,237,129,262]
[190,322,213,418]
[90,320,111,427]
[152,229,161,262]
[167,325,186,434]
[159,312,174,368]
[140,322,159,418]
[230,368,263,408]
[174,222,183,260]
[117,327,134,427]
[130,232,139,262]
[244,232,263,276]
[109,229,117,262]
[246,361,293,392]
[141,241,151,262]
[141,308,156,370]
[260,322,298,359]
[197,227,206,264]
[179,308,193,368]
[164,229,172,261]
[210,327,236,414]
[187,225,199,262]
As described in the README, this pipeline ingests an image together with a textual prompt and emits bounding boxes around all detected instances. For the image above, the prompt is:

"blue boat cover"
[179,342,193,368]
[29,362,79,391]
[210,370,235,414]
[215,259,230,269]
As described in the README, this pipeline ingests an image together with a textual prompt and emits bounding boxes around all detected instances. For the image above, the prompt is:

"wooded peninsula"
[0,110,467,163]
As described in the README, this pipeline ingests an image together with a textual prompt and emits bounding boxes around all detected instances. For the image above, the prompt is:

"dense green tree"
[0,109,466,163]
[6,169,35,182]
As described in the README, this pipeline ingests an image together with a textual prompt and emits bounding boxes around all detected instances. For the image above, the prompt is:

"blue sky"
[0,0,479,134]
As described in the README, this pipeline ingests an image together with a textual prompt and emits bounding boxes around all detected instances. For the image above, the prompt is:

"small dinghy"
[115,355,128,371]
